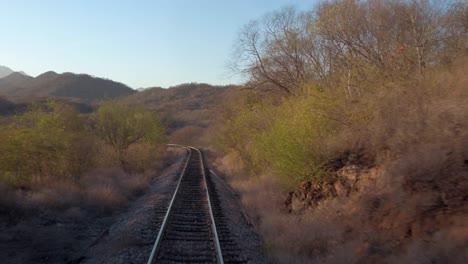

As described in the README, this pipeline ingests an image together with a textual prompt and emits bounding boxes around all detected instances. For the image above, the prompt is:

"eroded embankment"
[213,152,468,263]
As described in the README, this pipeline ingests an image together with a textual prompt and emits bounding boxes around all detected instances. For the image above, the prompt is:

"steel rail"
[147,146,191,264]
[147,145,224,264]
[193,147,224,264]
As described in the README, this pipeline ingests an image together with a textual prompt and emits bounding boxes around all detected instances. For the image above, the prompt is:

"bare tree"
[232,0,466,97]
[232,7,327,95]
[441,1,468,63]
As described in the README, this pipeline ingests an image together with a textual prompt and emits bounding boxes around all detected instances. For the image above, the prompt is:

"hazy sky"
[0,0,314,89]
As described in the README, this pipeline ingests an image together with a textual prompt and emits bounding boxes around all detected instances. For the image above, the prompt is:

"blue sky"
[0,0,314,89]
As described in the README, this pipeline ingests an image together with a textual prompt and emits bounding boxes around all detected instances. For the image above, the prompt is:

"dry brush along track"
[147,146,247,264]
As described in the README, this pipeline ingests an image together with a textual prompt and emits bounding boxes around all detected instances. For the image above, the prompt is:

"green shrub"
[258,95,335,185]
[91,102,166,171]
[0,101,95,186]
[220,90,354,186]
[220,93,276,174]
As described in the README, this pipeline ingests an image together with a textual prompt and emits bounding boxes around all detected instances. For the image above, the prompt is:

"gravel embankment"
[210,169,267,263]
[81,152,187,263]
[82,148,266,263]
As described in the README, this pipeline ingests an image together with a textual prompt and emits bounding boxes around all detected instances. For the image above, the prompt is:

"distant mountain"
[0,66,14,79]
[0,66,29,79]
[0,72,33,87]
[0,71,136,102]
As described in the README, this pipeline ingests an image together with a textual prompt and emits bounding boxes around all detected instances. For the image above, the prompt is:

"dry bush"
[331,54,465,152]
[80,168,149,212]
[0,167,151,224]
[93,142,120,167]
[84,184,126,212]
[216,159,467,263]
[123,143,163,176]
[93,140,167,177]
[26,177,82,210]
[360,75,467,164]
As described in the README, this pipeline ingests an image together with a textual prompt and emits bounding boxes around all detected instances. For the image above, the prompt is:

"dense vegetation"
[215,0,467,262]
[0,100,165,187]
[220,0,467,186]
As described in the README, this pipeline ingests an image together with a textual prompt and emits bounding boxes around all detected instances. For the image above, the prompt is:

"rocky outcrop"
[284,159,467,262]
[285,165,380,213]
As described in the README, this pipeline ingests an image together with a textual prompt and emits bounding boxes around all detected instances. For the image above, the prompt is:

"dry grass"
[93,141,167,176]
[81,168,149,212]
[0,144,183,225]
[216,159,467,263]
[0,167,152,224]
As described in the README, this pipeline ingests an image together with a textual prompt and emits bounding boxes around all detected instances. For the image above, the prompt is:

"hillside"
[0,72,33,88]
[124,83,238,128]
[0,71,136,102]
[123,83,240,144]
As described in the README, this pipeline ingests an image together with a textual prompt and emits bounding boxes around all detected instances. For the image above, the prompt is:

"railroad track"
[147,146,247,264]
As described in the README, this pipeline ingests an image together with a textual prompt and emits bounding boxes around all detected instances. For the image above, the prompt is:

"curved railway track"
[147,146,246,264]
